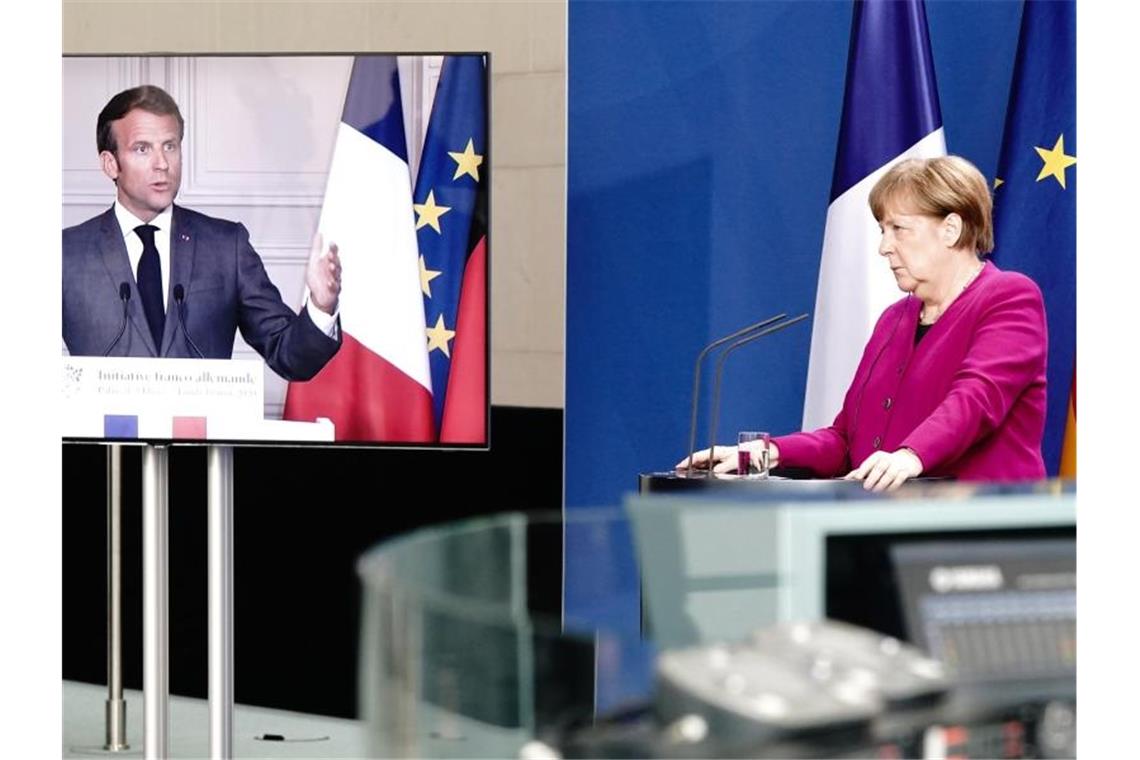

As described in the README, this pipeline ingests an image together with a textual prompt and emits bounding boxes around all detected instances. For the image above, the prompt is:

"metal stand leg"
[208,446,234,759]
[142,445,169,760]
[105,445,129,751]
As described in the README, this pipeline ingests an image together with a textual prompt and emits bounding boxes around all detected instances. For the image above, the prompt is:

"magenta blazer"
[775,261,1047,481]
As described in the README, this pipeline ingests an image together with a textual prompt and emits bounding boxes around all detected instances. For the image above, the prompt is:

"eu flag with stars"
[992,0,1076,475]
[413,55,488,442]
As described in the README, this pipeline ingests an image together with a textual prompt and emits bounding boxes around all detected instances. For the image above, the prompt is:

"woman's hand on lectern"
[675,445,735,472]
[845,448,923,491]
[676,441,781,474]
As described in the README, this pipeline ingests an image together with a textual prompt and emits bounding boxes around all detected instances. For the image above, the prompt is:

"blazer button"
[883,397,893,410]
[873,436,882,449]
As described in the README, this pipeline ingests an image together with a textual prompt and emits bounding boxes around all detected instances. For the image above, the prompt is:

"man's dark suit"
[63,205,340,381]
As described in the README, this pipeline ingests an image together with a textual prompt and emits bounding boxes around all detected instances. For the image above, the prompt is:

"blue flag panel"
[342,56,408,161]
[831,0,943,200]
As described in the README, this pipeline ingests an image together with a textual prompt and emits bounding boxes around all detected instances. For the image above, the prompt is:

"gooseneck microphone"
[685,314,789,477]
[101,282,132,356]
[173,284,206,359]
[704,313,809,476]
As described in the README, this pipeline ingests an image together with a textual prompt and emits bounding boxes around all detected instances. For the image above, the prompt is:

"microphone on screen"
[173,284,206,359]
[101,282,132,356]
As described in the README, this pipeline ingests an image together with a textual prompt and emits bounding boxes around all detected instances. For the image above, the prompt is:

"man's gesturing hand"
[306,232,342,315]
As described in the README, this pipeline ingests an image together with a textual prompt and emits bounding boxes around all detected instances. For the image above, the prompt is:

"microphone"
[101,282,132,356]
[705,313,810,477]
[685,314,789,477]
[173,284,206,359]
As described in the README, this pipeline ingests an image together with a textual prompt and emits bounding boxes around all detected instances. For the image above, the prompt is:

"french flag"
[802,0,946,430]
[283,56,434,442]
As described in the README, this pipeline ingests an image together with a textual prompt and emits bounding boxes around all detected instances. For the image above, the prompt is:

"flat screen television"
[62,53,489,447]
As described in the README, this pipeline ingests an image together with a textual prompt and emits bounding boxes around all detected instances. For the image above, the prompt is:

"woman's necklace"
[921,260,984,325]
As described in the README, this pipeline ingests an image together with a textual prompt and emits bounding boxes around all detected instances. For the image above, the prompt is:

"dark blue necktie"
[134,224,165,351]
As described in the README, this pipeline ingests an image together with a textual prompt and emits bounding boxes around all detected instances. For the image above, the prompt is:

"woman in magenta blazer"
[680,156,1047,490]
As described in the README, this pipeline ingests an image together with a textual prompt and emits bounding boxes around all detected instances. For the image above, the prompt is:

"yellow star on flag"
[419,255,442,297]
[414,190,451,233]
[426,314,456,357]
[993,177,1004,189]
[1034,134,1077,189]
[448,138,483,182]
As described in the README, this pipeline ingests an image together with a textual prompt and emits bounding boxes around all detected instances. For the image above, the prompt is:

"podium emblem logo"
[63,363,83,398]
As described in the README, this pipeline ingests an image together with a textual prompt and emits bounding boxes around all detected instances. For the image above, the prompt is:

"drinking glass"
[737,431,771,479]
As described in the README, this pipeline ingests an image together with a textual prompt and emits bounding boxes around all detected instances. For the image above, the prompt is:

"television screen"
[62,53,489,447]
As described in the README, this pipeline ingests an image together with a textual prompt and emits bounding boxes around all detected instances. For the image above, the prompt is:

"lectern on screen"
[62,53,489,447]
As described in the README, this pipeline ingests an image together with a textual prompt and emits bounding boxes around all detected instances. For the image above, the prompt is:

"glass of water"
[737,431,771,479]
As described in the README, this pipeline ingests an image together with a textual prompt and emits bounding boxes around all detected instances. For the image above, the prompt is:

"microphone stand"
[705,313,809,478]
[173,285,206,359]
[101,283,132,357]
[685,314,787,477]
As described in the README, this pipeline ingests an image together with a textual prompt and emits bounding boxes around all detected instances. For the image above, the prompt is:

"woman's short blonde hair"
[869,155,994,254]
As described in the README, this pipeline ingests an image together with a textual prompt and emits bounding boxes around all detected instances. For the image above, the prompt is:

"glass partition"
[357,510,641,758]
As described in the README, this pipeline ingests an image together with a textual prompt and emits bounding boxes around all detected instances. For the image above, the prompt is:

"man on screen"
[63,85,342,381]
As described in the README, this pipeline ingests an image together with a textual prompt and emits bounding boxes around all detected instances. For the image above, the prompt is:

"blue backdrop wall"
[566,0,1024,513]
[564,2,1030,708]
